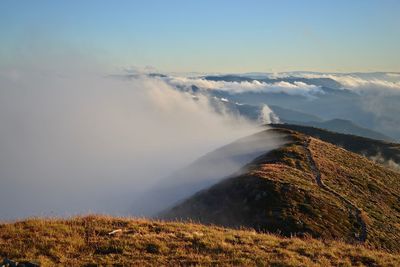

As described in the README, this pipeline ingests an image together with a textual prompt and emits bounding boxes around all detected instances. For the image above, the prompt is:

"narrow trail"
[303,138,367,243]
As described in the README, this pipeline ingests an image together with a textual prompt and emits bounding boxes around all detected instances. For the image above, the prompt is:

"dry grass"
[1,215,400,266]
[271,124,400,169]
[310,138,400,251]
[162,129,400,253]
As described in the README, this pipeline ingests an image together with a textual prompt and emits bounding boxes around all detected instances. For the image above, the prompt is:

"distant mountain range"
[211,98,393,142]
[156,72,400,141]
[279,118,394,142]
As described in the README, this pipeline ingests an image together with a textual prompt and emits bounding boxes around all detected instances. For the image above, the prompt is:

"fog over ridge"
[0,69,282,219]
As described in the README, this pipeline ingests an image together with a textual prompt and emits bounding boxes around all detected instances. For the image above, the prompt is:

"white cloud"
[0,70,269,219]
[332,76,400,92]
[259,105,280,124]
[165,76,322,97]
[386,73,400,77]
[299,73,400,93]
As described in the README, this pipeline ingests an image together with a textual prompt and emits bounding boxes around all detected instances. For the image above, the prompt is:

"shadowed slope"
[162,129,400,252]
[131,129,287,216]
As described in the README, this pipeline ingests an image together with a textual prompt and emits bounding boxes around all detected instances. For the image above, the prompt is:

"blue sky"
[1,0,399,73]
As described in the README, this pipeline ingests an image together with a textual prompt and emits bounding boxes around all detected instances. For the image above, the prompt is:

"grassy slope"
[310,138,400,251]
[270,124,400,167]
[1,216,400,266]
[163,129,400,252]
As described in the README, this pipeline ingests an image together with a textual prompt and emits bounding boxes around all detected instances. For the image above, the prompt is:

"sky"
[1,0,400,73]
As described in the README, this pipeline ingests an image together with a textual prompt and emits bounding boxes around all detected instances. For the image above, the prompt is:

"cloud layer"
[0,70,266,219]
[298,73,400,93]
[165,76,322,96]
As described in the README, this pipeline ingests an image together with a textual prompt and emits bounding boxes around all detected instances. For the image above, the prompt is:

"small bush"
[145,241,167,254]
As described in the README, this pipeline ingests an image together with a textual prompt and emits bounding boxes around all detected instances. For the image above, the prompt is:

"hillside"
[1,216,400,266]
[270,124,400,168]
[162,128,400,252]
[131,129,287,216]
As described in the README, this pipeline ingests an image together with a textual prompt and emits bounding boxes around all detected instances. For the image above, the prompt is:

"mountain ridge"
[162,128,400,251]
[270,124,400,168]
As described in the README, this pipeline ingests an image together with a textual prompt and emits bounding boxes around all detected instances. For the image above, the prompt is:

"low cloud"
[299,73,400,93]
[0,69,273,219]
[386,73,400,78]
[331,76,400,93]
[369,153,400,171]
[165,76,322,97]
[291,72,400,139]
[259,105,281,124]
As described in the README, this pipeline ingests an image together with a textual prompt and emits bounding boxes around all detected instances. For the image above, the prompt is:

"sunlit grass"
[1,215,399,266]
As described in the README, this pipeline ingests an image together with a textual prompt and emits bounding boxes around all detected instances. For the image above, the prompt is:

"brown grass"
[1,215,400,266]
[309,138,400,252]
[162,129,400,253]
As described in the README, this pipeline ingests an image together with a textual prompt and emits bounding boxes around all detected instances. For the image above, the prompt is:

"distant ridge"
[278,119,394,142]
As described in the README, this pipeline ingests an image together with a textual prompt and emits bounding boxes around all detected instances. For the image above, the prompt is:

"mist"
[0,68,287,220]
[369,152,400,171]
[132,129,287,216]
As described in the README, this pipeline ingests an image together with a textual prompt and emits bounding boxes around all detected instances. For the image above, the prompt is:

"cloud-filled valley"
[156,71,400,141]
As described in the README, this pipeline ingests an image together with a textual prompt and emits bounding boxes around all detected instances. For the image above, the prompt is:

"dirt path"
[303,138,367,242]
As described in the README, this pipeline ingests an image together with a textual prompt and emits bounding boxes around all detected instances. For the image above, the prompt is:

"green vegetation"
[1,216,400,266]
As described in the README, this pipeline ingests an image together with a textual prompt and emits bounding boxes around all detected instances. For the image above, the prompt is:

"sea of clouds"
[157,71,400,140]
[165,76,322,96]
